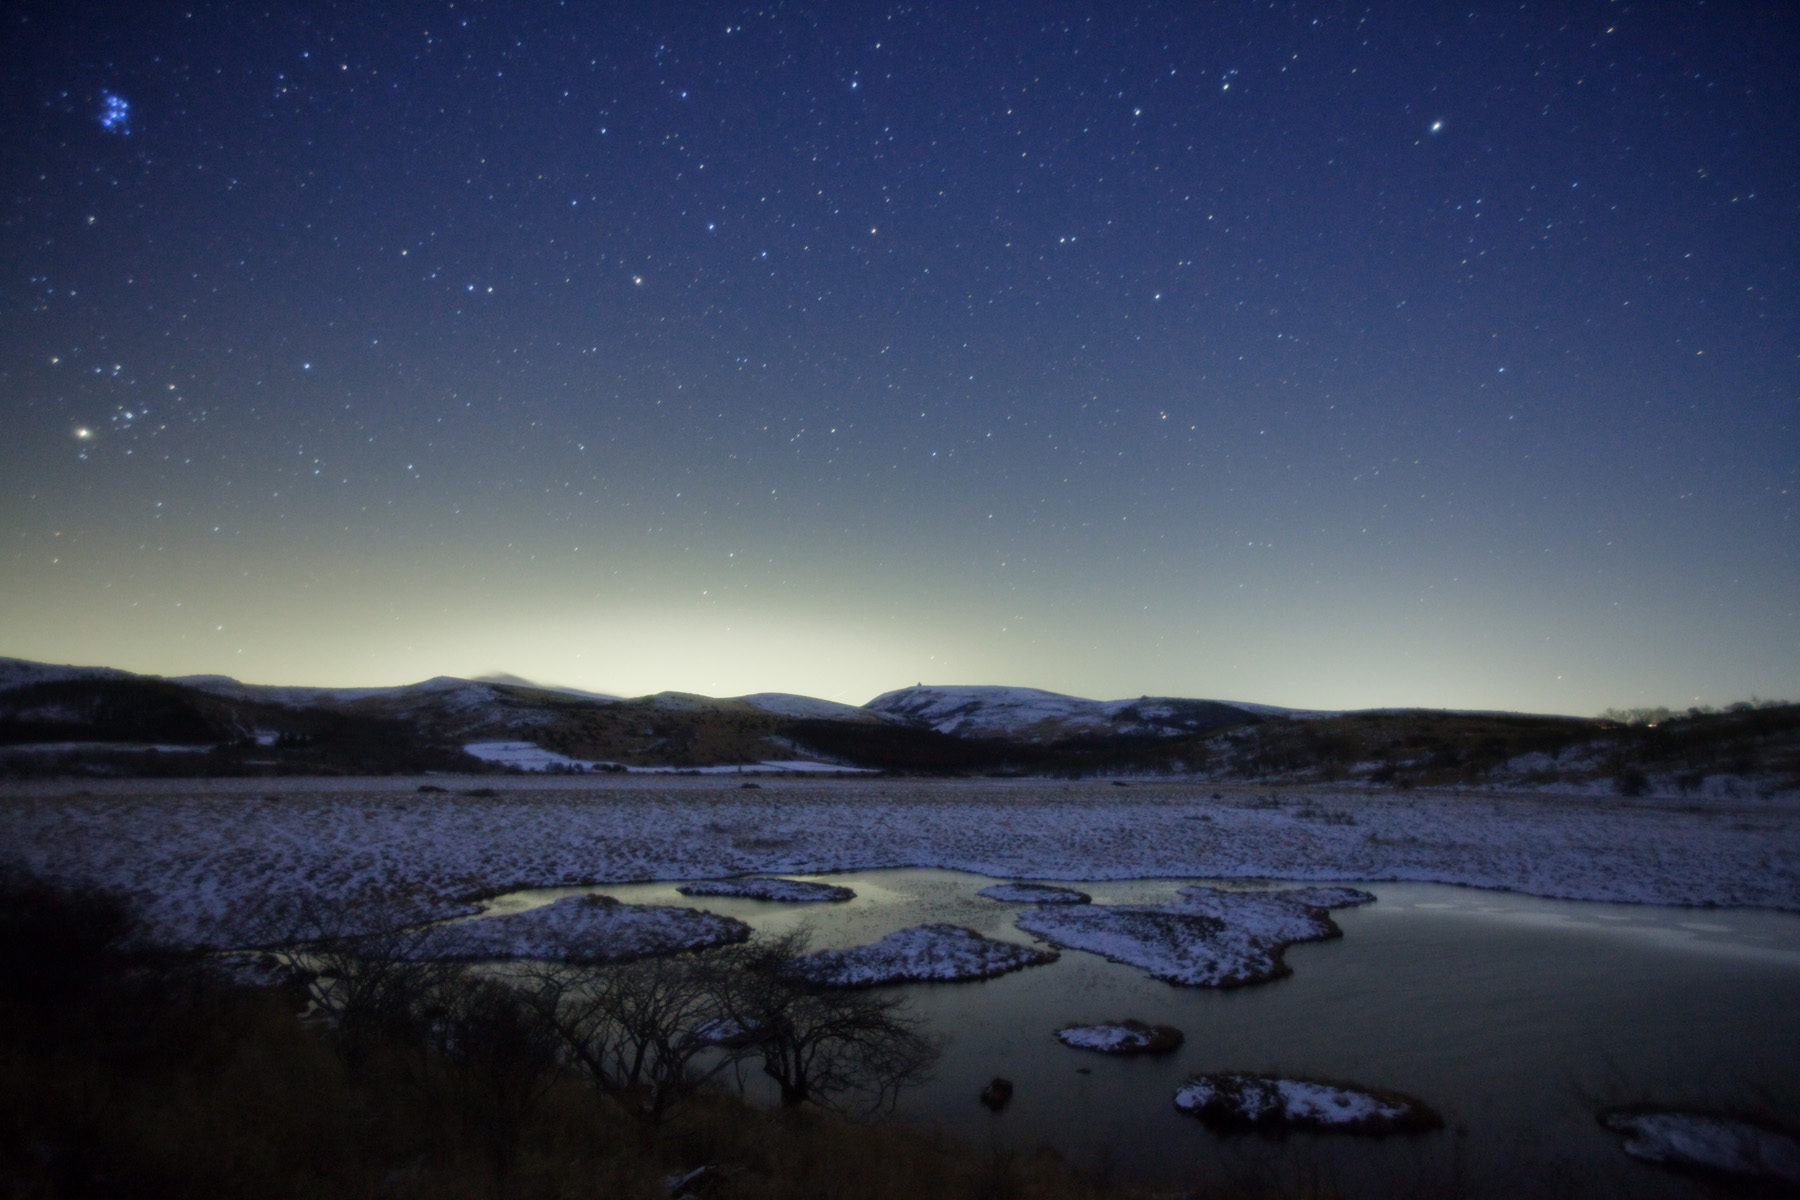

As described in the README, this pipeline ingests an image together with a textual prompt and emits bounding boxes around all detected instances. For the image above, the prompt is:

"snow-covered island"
[677,877,856,903]
[1174,1073,1442,1135]
[1016,885,1375,988]
[414,894,749,962]
[1599,1108,1800,1185]
[786,924,1058,987]
[978,882,1092,904]
[1055,1020,1184,1055]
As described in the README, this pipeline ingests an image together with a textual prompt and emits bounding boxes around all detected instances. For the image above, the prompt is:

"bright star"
[1430,120,1444,133]
[99,92,130,134]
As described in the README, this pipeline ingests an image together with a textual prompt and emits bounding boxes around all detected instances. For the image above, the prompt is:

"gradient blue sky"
[3,1,1795,712]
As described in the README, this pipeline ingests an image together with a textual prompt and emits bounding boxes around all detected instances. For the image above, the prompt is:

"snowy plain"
[0,776,1794,949]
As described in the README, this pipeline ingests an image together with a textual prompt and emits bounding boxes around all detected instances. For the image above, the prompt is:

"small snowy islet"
[1017,885,1376,987]
[677,877,855,903]
[978,882,1092,904]
[1174,1072,1441,1134]
[1600,1109,1800,1184]
[414,894,749,962]
[787,923,1058,987]
[1055,1019,1184,1054]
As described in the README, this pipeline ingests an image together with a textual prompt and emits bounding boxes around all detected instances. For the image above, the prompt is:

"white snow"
[736,693,886,722]
[460,741,876,775]
[677,877,855,903]
[1055,1021,1182,1054]
[977,882,1092,904]
[1173,1073,1436,1132]
[2,778,1794,950]
[864,685,1284,740]
[1016,885,1375,987]
[415,893,749,962]
[1601,1110,1800,1183]
[786,923,1058,987]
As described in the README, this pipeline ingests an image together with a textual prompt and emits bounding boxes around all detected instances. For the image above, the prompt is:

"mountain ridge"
[0,657,1794,797]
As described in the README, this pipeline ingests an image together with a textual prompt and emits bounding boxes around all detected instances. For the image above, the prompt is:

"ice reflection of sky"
[1356,885,1800,966]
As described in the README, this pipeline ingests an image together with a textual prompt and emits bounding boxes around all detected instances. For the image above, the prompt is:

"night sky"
[3,2,1795,713]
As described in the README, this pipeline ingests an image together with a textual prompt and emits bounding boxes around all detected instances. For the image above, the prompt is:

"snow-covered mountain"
[864,684,1281,742]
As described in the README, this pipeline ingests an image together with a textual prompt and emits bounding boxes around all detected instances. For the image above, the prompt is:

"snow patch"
[1055,1020,1183,1054]
[1600,1109,1800,1183]
[1174,1073,1441,1134]
[1016,885,1375,987]
[787,923,1057,987]
[416,894,749,962]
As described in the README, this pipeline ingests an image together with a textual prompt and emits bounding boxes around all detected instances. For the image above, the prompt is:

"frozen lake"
[493,868,1800,1198]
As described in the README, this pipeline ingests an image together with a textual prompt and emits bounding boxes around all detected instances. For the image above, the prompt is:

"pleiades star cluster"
[2,2,1794,711]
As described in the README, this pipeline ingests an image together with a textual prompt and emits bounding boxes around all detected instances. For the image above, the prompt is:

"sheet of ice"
[677,876,855,903]
[787,923,1057,987]
[415,894,748,962]
[3,779,1794,949]
[1017,885,1374,987]
[1601,1110,1800,1183]
[1055,1020,1183,1054]
[1174,1073,1440,1133]
[977,882,1092,904]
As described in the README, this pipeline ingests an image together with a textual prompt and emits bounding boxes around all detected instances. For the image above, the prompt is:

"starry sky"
[2,2,1795,713]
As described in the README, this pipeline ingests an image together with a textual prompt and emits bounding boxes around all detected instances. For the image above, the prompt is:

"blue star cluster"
[1,2,1794,709]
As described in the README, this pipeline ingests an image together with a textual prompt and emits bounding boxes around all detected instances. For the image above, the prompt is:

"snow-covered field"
[787,924,1058,987]
[1016,886,1374,987]
[0,776,1794,949]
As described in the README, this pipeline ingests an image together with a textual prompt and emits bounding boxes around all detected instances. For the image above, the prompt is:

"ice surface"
[1174,1073,1439,1133]
[416,894,748,962]
[1601,1110,1800,1183]
[786,923,1058,987]
[677,877,855,903]
[977,882,1092,904]
[1017,885,1375,987]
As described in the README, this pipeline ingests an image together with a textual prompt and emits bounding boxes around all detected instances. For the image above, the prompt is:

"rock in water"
[979,1077,1014,1111]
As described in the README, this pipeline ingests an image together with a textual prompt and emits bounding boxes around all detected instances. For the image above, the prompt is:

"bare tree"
[528,952,742,1127]
[434,975,565,1177]
[251,896,465,1073]
[715,931,937,1112]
